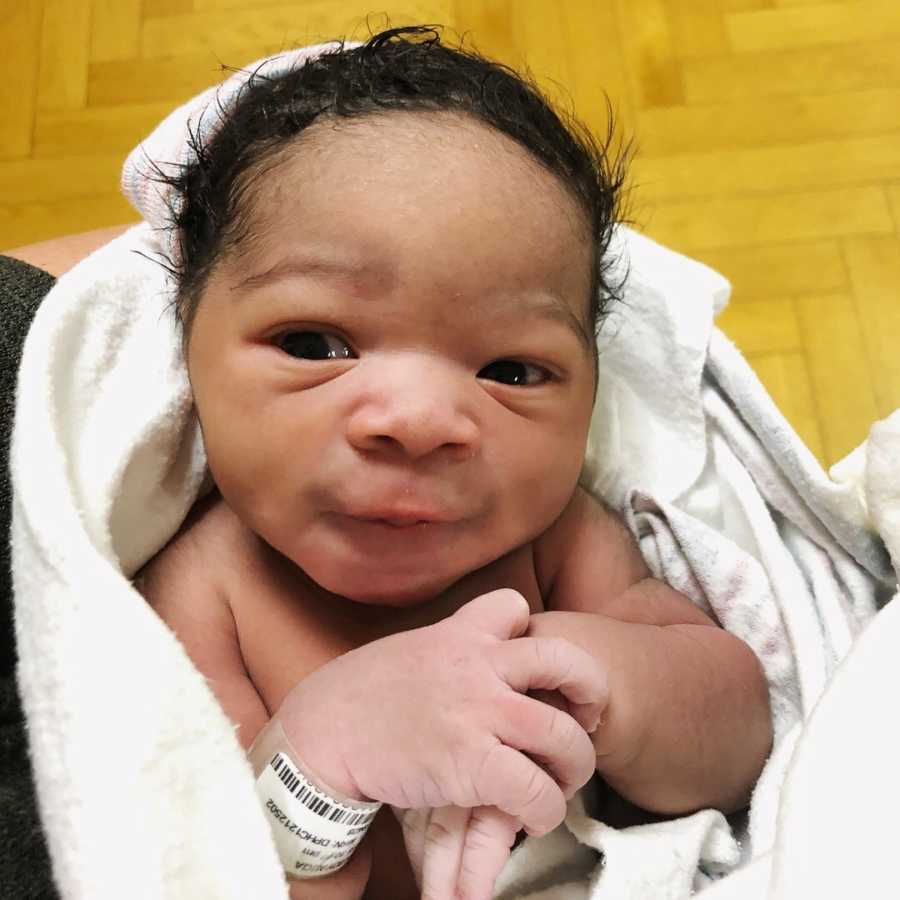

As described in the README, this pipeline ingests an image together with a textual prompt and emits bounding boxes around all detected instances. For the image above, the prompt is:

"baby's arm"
[531,488,773,815]
[136,535,269,752]
[136,535,372,900]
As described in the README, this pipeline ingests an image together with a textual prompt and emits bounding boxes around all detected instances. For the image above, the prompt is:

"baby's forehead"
[238,110,590,242]
[213,110,594,331]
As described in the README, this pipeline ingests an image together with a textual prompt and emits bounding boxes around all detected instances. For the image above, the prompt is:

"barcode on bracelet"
[269,753,377,827]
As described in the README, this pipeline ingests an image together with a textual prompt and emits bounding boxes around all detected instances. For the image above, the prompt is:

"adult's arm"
[5,224,132,278]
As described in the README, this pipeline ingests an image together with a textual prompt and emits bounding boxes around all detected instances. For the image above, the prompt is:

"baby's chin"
[317,569,456,608]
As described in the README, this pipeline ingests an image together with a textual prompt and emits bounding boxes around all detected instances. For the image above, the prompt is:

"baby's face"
[188,112,597,604]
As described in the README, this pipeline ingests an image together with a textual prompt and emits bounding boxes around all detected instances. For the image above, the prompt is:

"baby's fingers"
[456,807,519,900]
[529,687,606,739]
[393,807,429,889]
[419,806,470,900]
[494,636,608,731]
[412,806,519,900]
[474,744,567,836]
[492,693,598,800]
[450,589,531,640]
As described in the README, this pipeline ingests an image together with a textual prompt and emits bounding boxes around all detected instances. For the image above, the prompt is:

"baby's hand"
[273,589,607,838]
[394,804,519,900]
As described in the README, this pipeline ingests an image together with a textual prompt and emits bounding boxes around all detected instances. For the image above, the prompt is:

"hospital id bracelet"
[248,718,382,880]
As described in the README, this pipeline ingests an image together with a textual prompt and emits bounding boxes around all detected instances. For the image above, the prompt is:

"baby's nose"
[345,359,480,461]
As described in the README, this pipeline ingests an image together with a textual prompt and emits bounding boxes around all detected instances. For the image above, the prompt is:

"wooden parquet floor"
[2,0,898,469]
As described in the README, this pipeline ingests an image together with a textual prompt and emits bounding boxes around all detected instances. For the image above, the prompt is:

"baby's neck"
[254,526,544,642]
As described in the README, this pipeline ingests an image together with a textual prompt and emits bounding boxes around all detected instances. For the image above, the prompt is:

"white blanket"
[11,218,898,899]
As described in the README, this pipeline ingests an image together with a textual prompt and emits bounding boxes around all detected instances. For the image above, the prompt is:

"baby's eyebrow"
[521,296,595,356]
[230,254,594,354]
[231,254,379,293]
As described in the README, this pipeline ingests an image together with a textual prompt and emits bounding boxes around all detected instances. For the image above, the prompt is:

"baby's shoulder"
[533,486,648,607]
[135,489,247,611]
[533,486,621,573]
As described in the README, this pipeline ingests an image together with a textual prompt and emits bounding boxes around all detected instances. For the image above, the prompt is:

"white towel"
[704,410,900,900]
[12,50,899,899]
[121,42,350,271]
[12,227,289,900]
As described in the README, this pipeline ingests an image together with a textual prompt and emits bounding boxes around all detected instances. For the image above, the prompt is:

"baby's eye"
[478,359,550,386]
[277,331,355,361]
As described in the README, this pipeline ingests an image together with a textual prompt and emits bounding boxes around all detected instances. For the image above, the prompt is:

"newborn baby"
[137,26,772,900]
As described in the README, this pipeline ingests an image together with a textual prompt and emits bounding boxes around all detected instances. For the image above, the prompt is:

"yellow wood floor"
[2,0,899,469]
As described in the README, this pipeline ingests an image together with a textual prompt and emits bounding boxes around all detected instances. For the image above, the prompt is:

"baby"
[137,26,772,900]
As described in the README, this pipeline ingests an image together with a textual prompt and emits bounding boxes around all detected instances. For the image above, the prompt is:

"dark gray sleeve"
[0,255,60,898]
[1,256,53,673]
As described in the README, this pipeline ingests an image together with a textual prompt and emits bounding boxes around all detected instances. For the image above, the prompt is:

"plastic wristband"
[248,718,382,880]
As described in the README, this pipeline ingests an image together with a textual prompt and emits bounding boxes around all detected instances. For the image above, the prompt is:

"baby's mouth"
[352,513,444,530]
[331,492,466,531]
[376,516,431,528]
[340,504,456,528]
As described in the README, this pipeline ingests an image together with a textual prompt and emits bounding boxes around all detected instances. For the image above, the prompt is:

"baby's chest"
[229,543,544,717]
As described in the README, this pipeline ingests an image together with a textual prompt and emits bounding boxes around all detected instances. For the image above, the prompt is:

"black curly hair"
[155,25,632,340]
